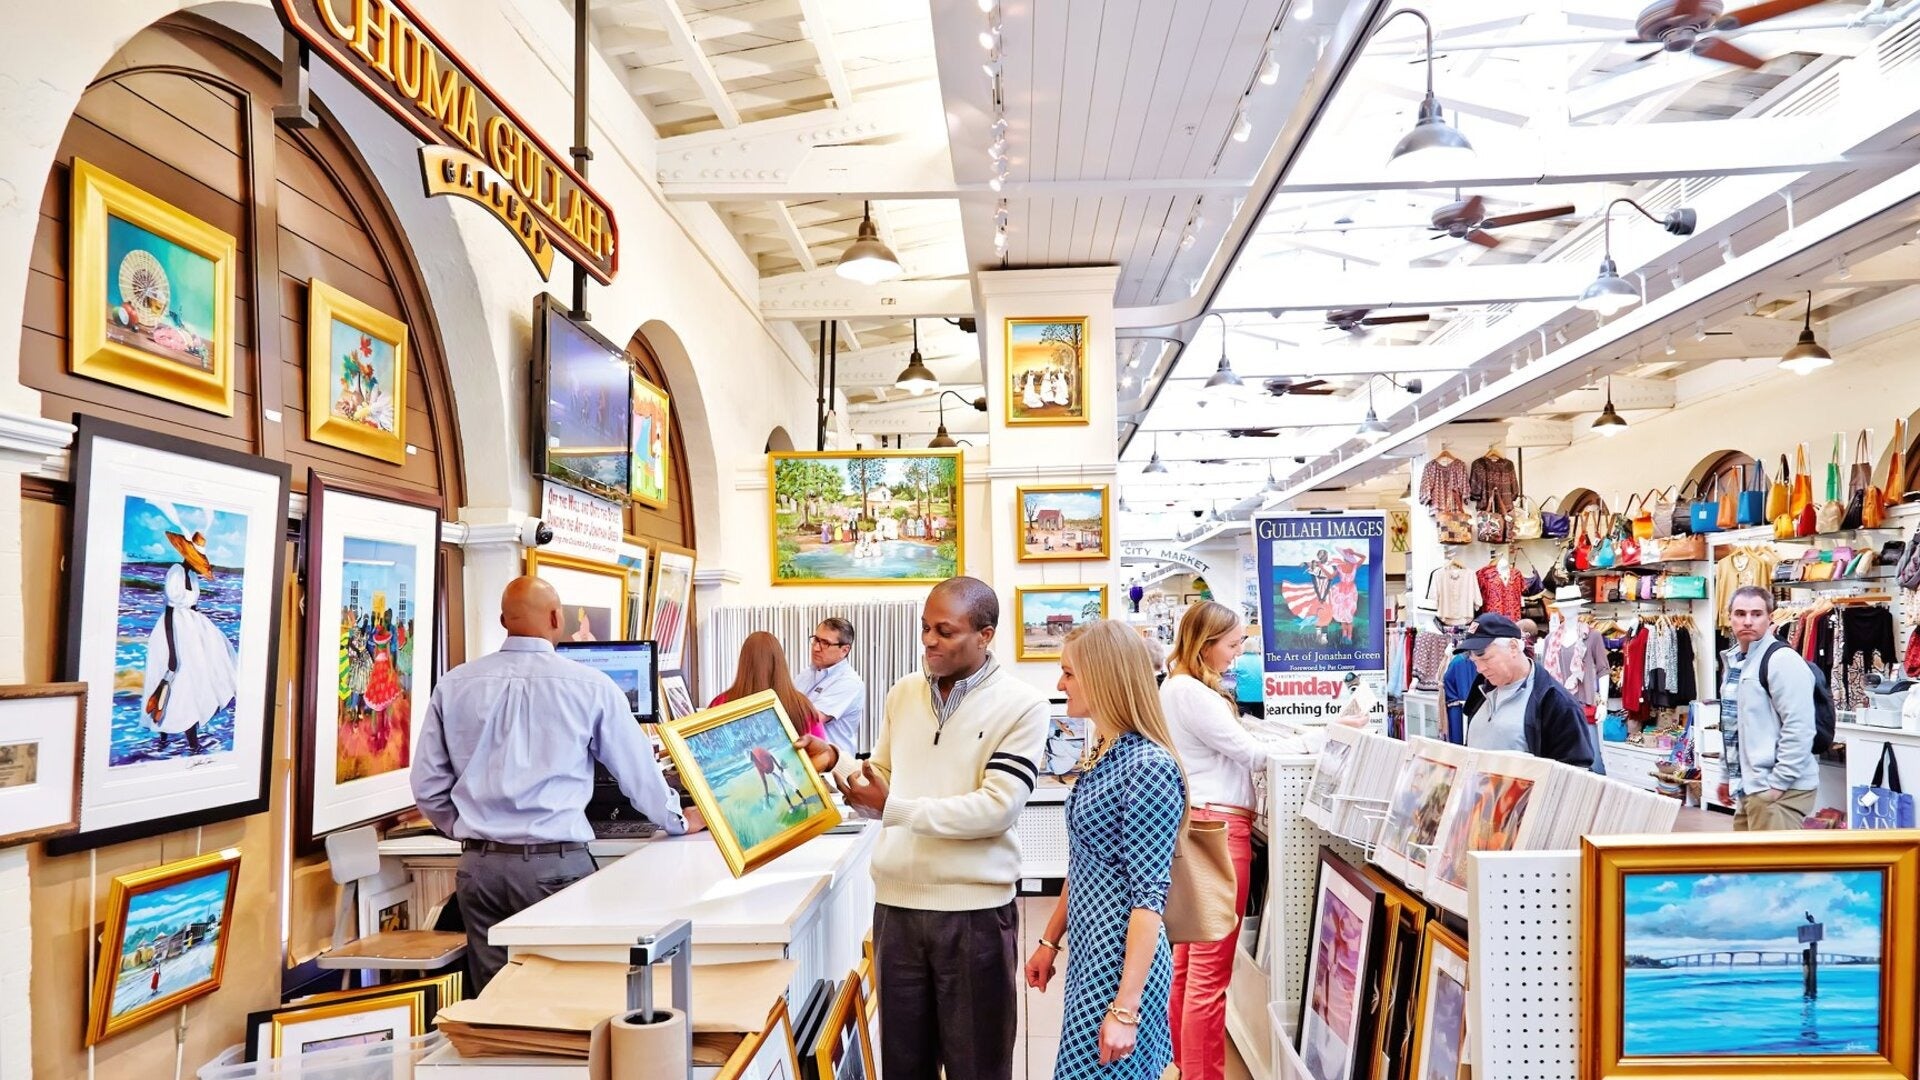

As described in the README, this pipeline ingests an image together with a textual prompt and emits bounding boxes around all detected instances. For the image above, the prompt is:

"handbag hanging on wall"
[1716,471,1740,531]
[1738,457,1768,526]
[1843,429,1872,531]
[1627,491,1654,540]
[1887,418,1909,505]
[1510,495,1543,541]
[1651,486,1676,539]
[1689,479,1719,534]
[1817,433,1847,533]
[1766,453,1791,522]
[1791,442,1814,517]
[1163,814,1238,943]
[1540,494,1571,539]
[1851,743,1917,830]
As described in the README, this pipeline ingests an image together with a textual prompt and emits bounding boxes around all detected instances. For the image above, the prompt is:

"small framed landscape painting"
[1014,585,1107,661]
[306,279,410,464]
[1581,831,1920,1080]
[768,451,963,586]
[0,682,86,847]
[87,848,243,1044]
[527,550,630,643]
[1015,484,1109,561]
[617,538,653,651]
[658,690,840,878]
[67,159,237,415]
[1004,316,1088,424]
[269,990,425,1061]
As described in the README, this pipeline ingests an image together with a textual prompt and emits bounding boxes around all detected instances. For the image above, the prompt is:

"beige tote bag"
[1162,816,1239,944]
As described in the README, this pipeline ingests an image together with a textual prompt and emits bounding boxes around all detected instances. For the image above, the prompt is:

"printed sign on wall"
[1252,511,1388,723]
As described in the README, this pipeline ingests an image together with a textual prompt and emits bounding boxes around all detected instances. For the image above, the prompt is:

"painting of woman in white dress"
[1005,317,1088,424]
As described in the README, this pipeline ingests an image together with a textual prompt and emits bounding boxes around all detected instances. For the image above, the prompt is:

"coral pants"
[1168,810,1254,1080]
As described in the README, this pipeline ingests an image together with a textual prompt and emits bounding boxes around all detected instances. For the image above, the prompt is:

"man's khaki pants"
[1732,787,1817,831]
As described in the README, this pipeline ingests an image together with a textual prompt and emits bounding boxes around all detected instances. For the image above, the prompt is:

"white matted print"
[358,880,412,936]
[0,683,85,847]
[649,545,696,671]
[660,671,696,723]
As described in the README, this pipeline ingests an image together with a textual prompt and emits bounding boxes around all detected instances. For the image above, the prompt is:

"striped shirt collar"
[930,653,999,724]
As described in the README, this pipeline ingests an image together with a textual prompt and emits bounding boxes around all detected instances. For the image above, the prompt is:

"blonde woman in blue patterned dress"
[1025,620,1187,1080]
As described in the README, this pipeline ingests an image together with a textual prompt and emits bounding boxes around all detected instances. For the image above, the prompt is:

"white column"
[975,268,1122,695]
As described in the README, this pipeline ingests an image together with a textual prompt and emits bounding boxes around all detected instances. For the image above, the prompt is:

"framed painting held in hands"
[305,279,410,464]
[527,549,631,642]
[0,682,86,847]
[301,471,441,843]
[52,416,289,854]
[67,159,237,415]
[658,690,840,878]
[87,848,243,1044]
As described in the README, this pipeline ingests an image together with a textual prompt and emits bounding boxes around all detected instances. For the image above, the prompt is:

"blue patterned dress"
[1056,732,1186,1080]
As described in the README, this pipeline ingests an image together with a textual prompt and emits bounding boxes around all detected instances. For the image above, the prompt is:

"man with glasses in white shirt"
[804,617,866,758]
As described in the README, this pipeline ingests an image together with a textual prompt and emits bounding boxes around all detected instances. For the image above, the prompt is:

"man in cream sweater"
[799,576,1049,1080]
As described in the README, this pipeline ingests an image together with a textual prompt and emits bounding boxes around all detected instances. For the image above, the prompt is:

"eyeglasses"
[810,635,851,649]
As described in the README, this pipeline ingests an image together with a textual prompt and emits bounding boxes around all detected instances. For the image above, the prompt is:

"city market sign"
[1120,546,1209,575]
[276,0,618,283]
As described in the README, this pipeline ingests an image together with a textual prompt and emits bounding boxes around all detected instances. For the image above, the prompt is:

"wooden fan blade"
[1359,314,1431,326]
[1694,36,1765,68]
[1632,46,1665,63]
[1294,385,1340,396]
[1465,229,1501,249]
[1460,194,1486,223]
[1672,0,1710,18]
[1480,205,1576,229]
[1717,0,1825,30]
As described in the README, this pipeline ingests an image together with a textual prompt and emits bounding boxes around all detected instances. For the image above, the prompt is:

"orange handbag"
[1716,471,1740,530]
[1886,418,1908,505]
[1791,442,1814,517]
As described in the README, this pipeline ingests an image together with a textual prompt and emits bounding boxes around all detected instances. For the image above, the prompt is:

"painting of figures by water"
[770,453,961,585]
[112,495,248,767]
[1622,869,1885,1057]
[335,537,418,784]
[108,865,233,1022]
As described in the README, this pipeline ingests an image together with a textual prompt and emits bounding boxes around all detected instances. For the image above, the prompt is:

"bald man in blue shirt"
[412,576,703,989]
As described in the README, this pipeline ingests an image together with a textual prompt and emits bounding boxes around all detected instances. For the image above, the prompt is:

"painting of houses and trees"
[770,452,963,584]
[1017,485,1109,561]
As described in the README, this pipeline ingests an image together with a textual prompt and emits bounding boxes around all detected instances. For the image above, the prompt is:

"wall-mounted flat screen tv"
[531,292,632,501]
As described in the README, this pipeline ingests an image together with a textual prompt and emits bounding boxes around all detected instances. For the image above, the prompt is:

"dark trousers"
[873,901,1019,1080]
[456,846,595,992]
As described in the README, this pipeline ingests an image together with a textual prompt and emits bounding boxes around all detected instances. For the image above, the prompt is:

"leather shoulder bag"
[1766,453,1792,522]
[1164,808,1237,944]
[1738,457,1768,526]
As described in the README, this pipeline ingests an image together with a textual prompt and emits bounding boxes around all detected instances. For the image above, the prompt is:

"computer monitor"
[557,640,658,723]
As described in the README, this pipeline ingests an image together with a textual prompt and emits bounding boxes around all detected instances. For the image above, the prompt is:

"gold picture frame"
[305,279,410,464]
[814,967,878,1080]
[1015,484,1111,562]
[526,549,633,641]
[1004,316,1089,425]
[768,450,963,586]
[68,158,237,415]
[630,373,672,510]
[87,848,243,1045]
[657,690,840,878]
[1581,831,1920,1080]
[718,998,802,1080]
[268,988,427,1058]
[1014,584,1107,661]
[1363,866,1431,1080]
[1406,920,1470,1080]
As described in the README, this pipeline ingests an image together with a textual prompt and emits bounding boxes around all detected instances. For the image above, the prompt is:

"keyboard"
[591,818,661,839]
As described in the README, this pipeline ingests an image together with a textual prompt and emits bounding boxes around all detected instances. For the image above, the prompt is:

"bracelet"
[1037,936,1063,952]
[1106,1005,1141,1026]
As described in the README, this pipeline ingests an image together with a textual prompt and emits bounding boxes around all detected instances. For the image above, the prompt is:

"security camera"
[522,518,555,547]
[1192,509,1205,519]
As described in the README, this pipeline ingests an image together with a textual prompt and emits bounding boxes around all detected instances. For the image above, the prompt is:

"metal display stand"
[628,919,696,1080]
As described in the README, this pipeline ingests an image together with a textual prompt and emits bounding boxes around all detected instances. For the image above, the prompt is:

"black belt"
[461,839,587,855]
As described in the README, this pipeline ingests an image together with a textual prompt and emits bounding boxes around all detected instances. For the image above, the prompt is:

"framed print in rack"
[1297,846,1385,1080]
[67,159,237,415]
[1582,831,1919,1080]
[0,683,86,847]
[527,550,630,643]
[1406,922,1469,1080]
[658,690,840,878]
[649,543,697,671]
[768,450,963,585]
[305,279,409,464]
[1362,866,1431,1080]
[1015,484,1110,561]
[269,990,425,1061]
[1004,316,1088,424]
[630,373,671,509]
[660,672,696,723]
[300,471,441,843]
[1014,584,1107,661]
[617,538,653,650]
[86,848,242,1044]
[812,970,877,1080]
[719,999,802,1080]
[53,416,289,854]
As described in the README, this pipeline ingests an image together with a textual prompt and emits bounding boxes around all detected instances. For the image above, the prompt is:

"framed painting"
[617,537,653,648]
[1004,316,1089,424]
[1581,832,1920,1080]
[649,543,696,671]
[718,999,802,1080]
[657,690,840,878]
[0,683,86,847]
[1363,866,1432,1080]
[300,471,441,843]
[1406,922,1469,1080]
[1297,846,1385,1080]
[67,159,237,415]
[269,990,425,1061]
[305,279,409,464]
[768,450,963,585]
[1014,584,1107,661]
[1424,751,1553,919]
[812,970,877,1080]
[1302,722,1363,832]
[86,848,242,1045]
[52,416,289,854]
[527,549,631,643]
[1016,484,1110,562]
[631,373,672,509]
[1372,738,1468,892]
[247,972,455,1061]
[660,671,696,723]
[359,881,412,936]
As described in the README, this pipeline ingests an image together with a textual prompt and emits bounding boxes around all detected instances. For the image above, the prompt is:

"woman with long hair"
[711,631,828,740]
[1159,601,1329,1080]
[1025,621,1186,1080]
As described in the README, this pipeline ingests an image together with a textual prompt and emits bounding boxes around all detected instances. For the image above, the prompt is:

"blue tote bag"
[1852,743,1917,830]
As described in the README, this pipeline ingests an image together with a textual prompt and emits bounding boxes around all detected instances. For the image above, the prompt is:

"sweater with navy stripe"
[861,662,1050,911]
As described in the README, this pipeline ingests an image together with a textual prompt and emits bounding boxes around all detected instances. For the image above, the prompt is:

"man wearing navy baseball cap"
[1457,614,1602,771]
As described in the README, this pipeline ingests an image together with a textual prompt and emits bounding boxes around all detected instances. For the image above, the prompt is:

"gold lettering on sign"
[423,147,555,279]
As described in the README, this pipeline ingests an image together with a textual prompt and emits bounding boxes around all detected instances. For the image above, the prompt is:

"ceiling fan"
[1325,308,1431,338]
[1264,377,1339,397]
[1226,427,1284,438]
[1431,194,1577,249]
[1627,0,1827,70]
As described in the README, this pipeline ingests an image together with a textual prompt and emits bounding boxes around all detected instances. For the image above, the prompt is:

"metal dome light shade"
[893,320,939,396]
[1378,10,1474,176]
[836,201,904,285]
[1779,291,1834,375]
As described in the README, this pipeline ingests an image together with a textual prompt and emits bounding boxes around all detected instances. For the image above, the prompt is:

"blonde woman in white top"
[1157,601,1318,1080]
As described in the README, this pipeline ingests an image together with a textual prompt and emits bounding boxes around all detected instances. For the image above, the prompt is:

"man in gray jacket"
[1722,586,1818,830]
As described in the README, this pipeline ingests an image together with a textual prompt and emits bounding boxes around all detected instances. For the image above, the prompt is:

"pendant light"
[893,319,939,396]
[1143,434,1170,474]
[1202,312,1244,399]
[1265,460,1284,492]
[837,201,904,284]
[1355,376,1390,442]
[1591,377,1628,437]
[1377,9,1474,176]
[926,390,985,448]
[1779,291,1834,375]
[1577,198,1698,315]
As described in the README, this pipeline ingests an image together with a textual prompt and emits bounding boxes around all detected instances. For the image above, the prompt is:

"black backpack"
[1755,639,1837,756]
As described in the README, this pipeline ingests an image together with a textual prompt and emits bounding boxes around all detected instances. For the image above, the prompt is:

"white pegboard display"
[1266,756,1367,1021]
[1467,849,1581,1080]
[1016,801,1070,879]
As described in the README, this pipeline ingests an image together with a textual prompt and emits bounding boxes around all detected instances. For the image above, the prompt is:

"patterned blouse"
[1419,457,1471,513]
[1469,453,1519,514]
